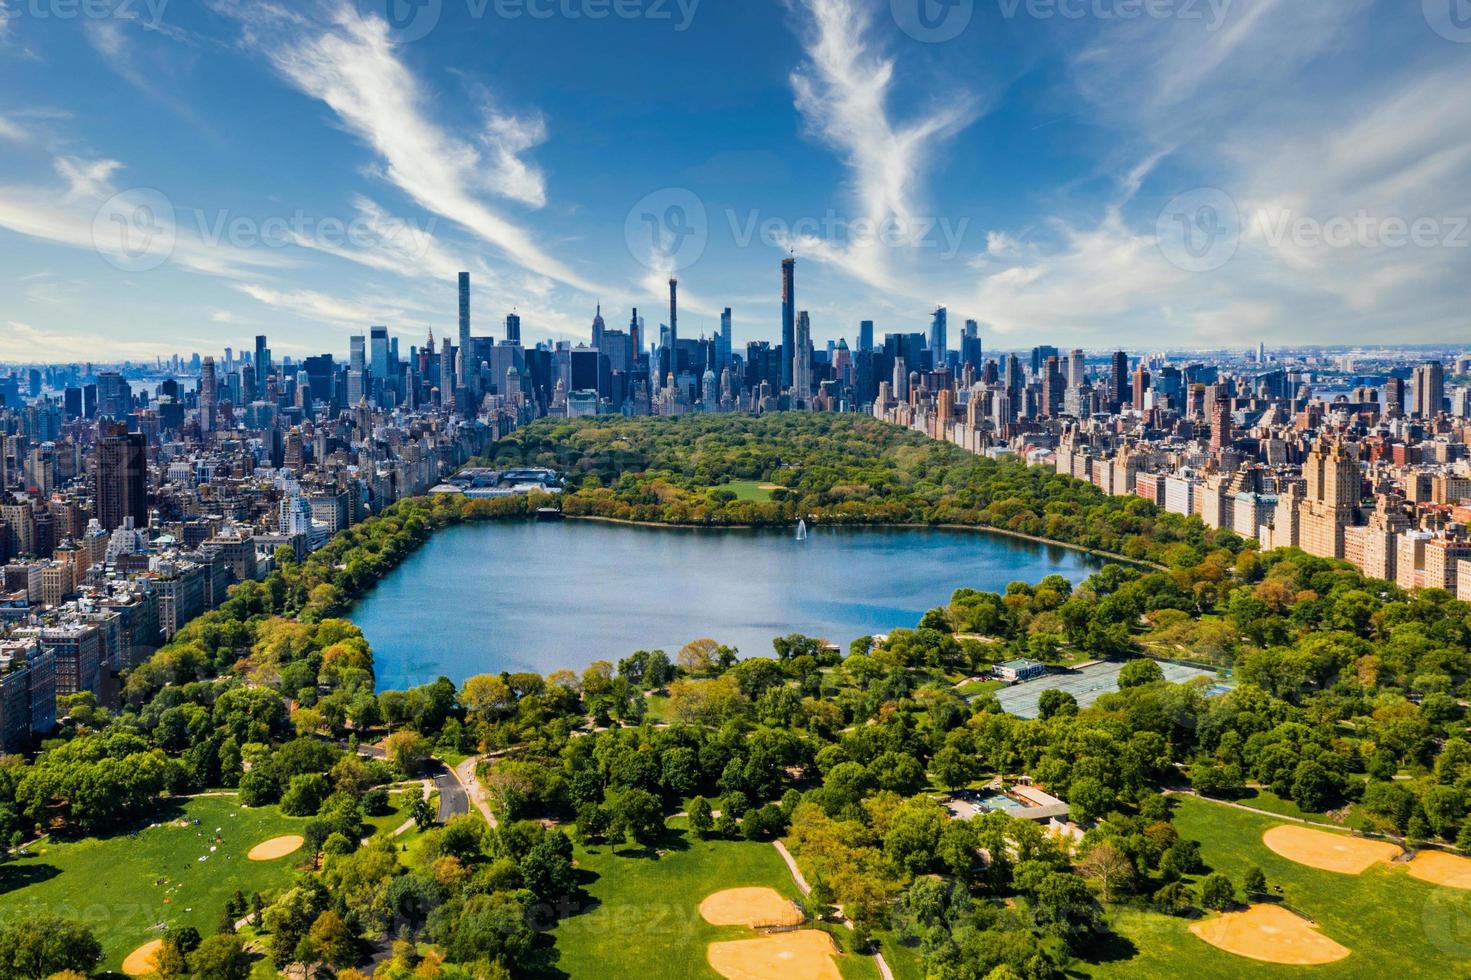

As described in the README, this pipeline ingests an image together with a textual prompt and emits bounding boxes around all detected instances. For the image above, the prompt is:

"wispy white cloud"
[219,0,602,295]
[954,1,1471,347]
[783,0,976,292]
[1,320,178,360]
[0,155,291,279]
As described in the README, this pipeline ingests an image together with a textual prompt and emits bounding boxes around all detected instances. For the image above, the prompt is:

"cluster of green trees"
[6,413,1471,978]
[485,414,1249,567]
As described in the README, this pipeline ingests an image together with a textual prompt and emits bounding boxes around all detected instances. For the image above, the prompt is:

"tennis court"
[993,660,1224,718]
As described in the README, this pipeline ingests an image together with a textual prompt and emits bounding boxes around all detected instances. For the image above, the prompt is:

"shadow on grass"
[1078,929,1139,966]
[0,863,61,896]
[43,798,190,844]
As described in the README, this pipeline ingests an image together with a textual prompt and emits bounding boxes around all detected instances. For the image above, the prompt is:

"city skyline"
[2,0,1468,359]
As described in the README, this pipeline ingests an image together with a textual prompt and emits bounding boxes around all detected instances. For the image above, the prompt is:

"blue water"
[351,521,1104,690]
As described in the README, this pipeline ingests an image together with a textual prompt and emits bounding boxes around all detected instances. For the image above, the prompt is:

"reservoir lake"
[352,520,1106,690]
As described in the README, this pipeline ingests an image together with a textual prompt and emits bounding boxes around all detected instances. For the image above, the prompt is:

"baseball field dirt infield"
[698,887,805,927]
[1190,904,1351,965]
[246,834,304,861]
[706,930,842,980]
[1262,825,1401,874]
[121,940,162,977]
[1408,849,1471,888]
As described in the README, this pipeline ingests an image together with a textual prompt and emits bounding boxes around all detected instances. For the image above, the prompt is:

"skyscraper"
[199,357,217,434]
[505,313,522,346]
[859,320,874,353]
[1068,349,1086,390]
[1109,351,1129,410]
[95,425,148,532]
[1030,345,1060,378]
[795,311,813,400]
[1132,364,1151,411]
[370,326,390,381]
[961,319,982,373]
[591,305,606,349]
[1210,387,1232,451]
[929,307,947,369]
[254,335,270,397]
[667,278,679,378]
[781,257,796,389]
[1298,441,1361,560]
[458,272,472,353]
[717,308,733,370]
[1413,361,1445,418]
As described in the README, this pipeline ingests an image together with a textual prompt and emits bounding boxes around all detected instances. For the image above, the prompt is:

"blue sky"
[0,0,1467,361]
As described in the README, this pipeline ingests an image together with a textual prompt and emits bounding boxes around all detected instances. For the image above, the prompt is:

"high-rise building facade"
[795,311,813,400]
[459,272,472,353]
[929,307,947,369]
[1413,361,1445,418]
[199,357,217,434]
[781,257,796,389]
[95,425,148,532]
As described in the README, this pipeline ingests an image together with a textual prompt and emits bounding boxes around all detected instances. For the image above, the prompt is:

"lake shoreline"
[562,513,1161,571]
[351,518,1110,690]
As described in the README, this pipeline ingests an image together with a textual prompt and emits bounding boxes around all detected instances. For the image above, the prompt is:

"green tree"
[1118,659,1165,688]
[0,915,102,979]
[688,796,714,837]
[1200,873,1236,910]
[189,934,252,980]
[307,910,357,968]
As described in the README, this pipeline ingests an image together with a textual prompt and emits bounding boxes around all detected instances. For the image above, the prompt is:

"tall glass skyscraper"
[781,257,795,388]
[458,272,471,352]
[929,307,947,369]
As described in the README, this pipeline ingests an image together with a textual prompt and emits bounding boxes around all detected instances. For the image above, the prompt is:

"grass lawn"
[0,796,309,972]
[722,480,778,502]
[1079,795,1469,979]
[363,788,420,838]
[546,819,879,980]
[955,679,1004,700]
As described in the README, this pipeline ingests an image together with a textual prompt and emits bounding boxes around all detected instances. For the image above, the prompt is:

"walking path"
[771,841,893,980]
[453,756,499,828]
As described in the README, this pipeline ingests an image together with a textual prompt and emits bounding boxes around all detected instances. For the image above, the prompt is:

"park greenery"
[484,414,1248,567]
[0,413,1469,978]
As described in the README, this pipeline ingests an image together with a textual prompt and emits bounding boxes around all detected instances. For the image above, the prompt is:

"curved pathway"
[771,841,893,980]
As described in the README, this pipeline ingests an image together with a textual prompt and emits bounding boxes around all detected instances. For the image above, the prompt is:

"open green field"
[1081,795,1469,978]
[546,819,879,980]
[363,787,420,838]
[722,480,779,502]
[0,796,308,972]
